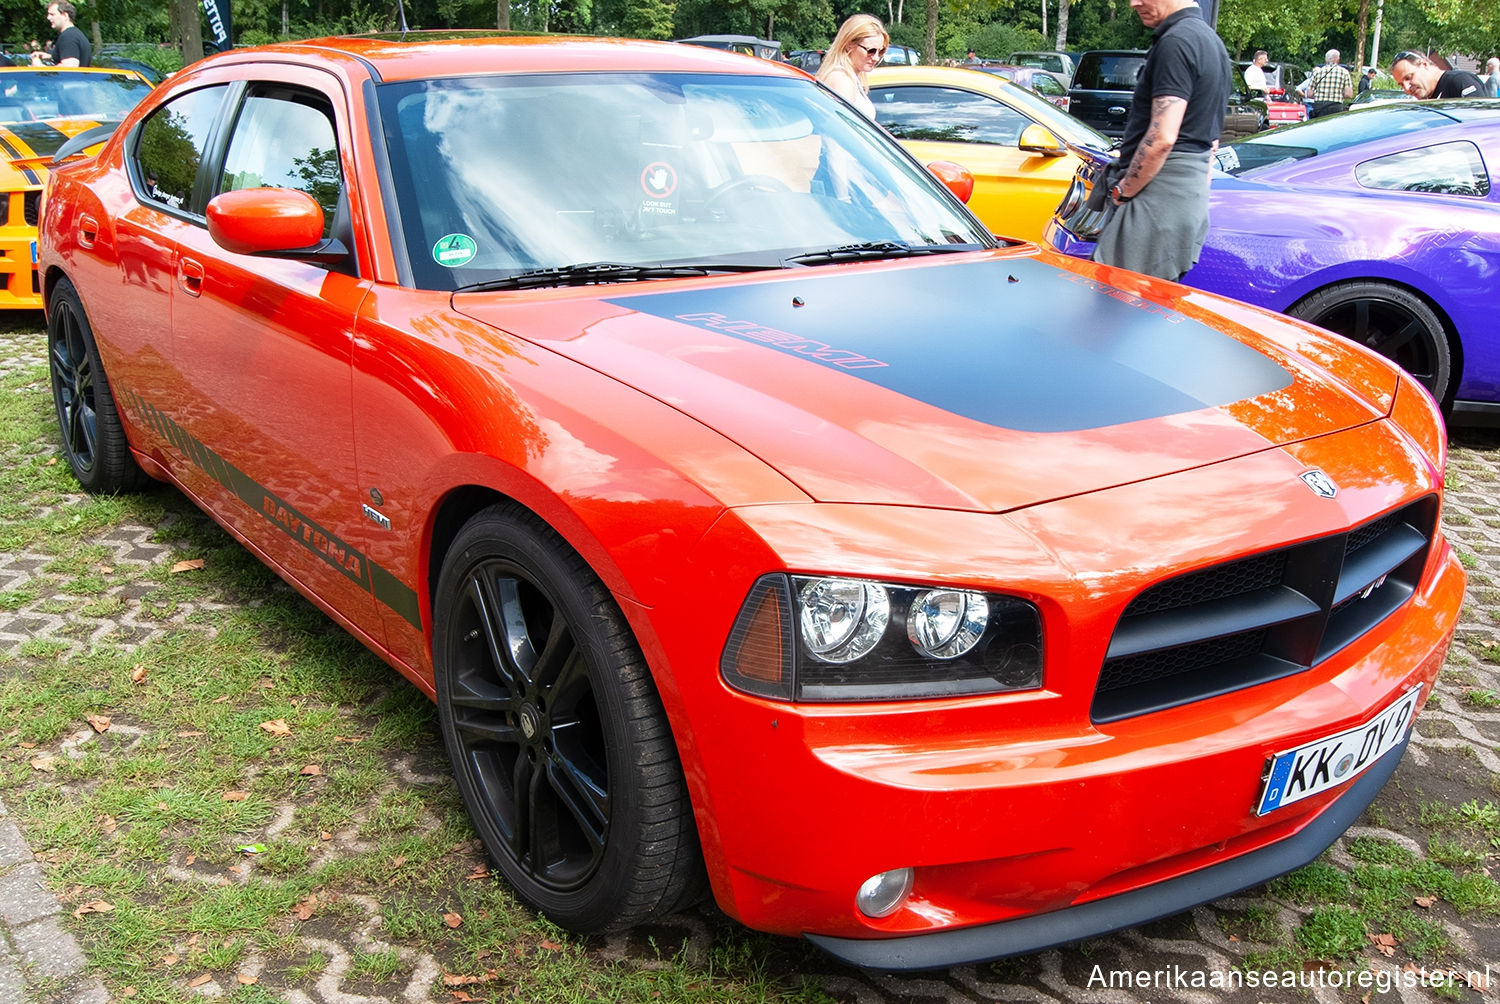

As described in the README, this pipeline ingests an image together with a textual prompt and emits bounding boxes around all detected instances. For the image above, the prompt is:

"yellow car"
[868,65,1113,242]
[1,66,154,309]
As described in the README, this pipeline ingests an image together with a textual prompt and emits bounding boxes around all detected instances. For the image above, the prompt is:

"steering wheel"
[705,174,793,211]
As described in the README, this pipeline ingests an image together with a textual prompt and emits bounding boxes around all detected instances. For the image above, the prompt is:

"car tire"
[47,278,151,493]
[1289,281,1453,403]
[433,503,704,932]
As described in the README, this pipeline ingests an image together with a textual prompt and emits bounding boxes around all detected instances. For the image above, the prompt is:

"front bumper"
[810,731,1408,971]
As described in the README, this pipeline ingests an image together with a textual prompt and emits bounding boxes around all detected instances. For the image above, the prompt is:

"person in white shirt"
[1243,50,1269,96]
[1486,57,1500,98]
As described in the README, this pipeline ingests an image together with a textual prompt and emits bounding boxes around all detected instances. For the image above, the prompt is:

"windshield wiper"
[783,242,979,266]
[455,260,781,293]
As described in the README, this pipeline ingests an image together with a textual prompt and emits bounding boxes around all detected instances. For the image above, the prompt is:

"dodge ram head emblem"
[1300,470,1338,498]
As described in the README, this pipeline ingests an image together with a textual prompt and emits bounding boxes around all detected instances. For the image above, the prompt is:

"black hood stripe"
[607,258,1292,434]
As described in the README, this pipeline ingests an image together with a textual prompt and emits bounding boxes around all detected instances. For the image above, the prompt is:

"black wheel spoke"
[533,616,582,703]
[525,756,551,875]
[1366,310,1420,358]
[464,572,529,692]
[507,752,533,862]
[545,748,608,853]
[453,714,522,747]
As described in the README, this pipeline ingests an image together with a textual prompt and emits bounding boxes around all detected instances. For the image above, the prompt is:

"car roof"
[200,32,808,82]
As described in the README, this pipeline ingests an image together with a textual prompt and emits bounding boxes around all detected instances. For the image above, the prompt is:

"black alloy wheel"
[1290,281,1453,403]
[433,504,702,932]
[47,277,149,493]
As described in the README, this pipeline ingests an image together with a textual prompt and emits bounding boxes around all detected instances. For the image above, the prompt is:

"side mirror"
[207,188,347,263]
[1018,124,1066,156]
[926,160,974,203]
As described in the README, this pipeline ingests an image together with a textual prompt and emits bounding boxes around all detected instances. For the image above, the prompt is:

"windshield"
[0,70,152,123]
[378,72,990,291]
[1214,103,1462,176]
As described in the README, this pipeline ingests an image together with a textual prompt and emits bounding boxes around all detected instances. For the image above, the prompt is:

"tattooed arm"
[1111,95,1187,203]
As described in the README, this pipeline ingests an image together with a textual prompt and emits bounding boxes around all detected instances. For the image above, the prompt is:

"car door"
[869,82,1077,241]
[162,68,385,644]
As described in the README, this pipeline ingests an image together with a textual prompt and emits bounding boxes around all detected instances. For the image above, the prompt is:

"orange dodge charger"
[38,32,1463,971]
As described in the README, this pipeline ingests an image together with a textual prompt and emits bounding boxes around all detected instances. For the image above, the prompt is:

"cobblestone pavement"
[6,321,1500,1002]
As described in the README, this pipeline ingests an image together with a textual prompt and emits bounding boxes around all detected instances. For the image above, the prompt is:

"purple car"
[1044,100,1500,419]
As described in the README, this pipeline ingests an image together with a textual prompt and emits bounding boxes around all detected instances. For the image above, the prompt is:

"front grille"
[24,191,40,226]
[1093,498,1438,722]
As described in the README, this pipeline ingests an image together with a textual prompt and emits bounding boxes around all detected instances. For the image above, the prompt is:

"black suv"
[1069,49,1266,142]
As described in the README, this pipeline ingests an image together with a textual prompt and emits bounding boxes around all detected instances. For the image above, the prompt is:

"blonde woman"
[816,14,889,118]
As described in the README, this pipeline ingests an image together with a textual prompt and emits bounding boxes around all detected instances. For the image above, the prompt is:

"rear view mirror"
[1018,124,1066,156]
[926,160,974,203]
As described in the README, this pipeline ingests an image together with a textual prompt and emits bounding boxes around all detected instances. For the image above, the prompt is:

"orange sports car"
[38,32,1463,970]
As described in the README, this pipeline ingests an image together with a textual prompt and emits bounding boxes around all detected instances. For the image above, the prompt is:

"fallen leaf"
[100,564,113,574]
[539,939,564,951]
[465,866,491,881]
[212,696,230,704]
[222,790,248,802]
[30,757,56,773]
[236,974,258,986]
[162,953,179,966]
[185,853,195,866]
[171,558,205,574]
[443,970,500,986]
[86,714,111,733]
[187,933,199,947]
[100,815,117,835]
[292,895,317,921]
[320,831,332,841]
[1414,895,1437,908]
[1463,970,1490,990]
[450,993,475,1003]
[1371,932,1397,957]
[300,764,322,776]
[72,900,114,918]
[176,731,204,738]
[188,974,211,988]
[130,664,148,684]
[156,801,168,811]
[227,864,244,875]
[391,855,407,869]
[259,719,291,737]
[443,911,464,928]
[258,677,275,689]
[18,741,35,749]
[45,457,57,466]
[333,735,362,744]
[121,989,136,998]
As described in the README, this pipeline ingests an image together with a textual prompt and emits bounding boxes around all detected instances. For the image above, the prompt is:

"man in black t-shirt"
[1092,0,1230,281]
[29,1,91,67]
[1390,51,1483,99]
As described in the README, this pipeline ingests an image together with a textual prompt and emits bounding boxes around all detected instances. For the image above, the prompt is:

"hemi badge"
[362,504,391,530]
[1299,470,1338,498]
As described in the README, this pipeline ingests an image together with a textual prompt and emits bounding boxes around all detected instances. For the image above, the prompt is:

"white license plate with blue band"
[1257,685,1422,815]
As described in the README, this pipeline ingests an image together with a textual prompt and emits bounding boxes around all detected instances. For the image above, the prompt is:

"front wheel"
[433,503,703,932]
[1288,281,1453,403]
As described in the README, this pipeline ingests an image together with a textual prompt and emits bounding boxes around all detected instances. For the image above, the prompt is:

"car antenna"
[396,0,410,37]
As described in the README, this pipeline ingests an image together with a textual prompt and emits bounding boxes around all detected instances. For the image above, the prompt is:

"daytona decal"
[608,258,1293,433]
[120,389,423,630]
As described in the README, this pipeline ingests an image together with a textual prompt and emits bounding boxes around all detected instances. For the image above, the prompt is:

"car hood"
[0,118,110,186]
[454,250,1396,511]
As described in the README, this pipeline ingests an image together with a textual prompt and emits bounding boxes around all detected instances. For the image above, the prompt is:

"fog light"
[855,867,913,918]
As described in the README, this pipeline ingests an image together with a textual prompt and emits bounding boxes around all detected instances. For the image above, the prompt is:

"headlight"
[721,573,1043,702]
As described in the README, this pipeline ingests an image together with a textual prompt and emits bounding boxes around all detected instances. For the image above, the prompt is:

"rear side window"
[871,85,1029,145]
[217,87,342,237]
[133,85,229,212]
[1073,55,1145,91]
[1356,140,1490,196]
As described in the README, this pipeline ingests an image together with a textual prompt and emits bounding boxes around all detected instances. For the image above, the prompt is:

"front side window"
[1356,140,1490,196]
[219,88,342,236]
[872,85,1029,145]
[133,84,229,212]
[379,72,988,291]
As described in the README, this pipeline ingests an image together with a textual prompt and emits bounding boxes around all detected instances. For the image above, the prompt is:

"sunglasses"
[1392,50,1425,65]
[858,44,887,58]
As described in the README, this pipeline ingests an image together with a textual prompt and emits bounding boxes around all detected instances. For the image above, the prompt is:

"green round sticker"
[433,233,477,267]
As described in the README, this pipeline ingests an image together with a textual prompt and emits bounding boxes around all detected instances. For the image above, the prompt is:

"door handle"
[78,214,98,249]
[178,257,204,297]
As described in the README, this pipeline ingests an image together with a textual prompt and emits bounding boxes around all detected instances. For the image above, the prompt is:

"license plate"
[1256,685,1422,815]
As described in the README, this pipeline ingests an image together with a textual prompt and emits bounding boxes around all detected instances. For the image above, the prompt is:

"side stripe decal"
[121,390,424,631]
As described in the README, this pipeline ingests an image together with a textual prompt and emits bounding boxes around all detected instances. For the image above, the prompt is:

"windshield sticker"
[1215,146,1240,172]
[433,234,478,267]
[640,162,679,217]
